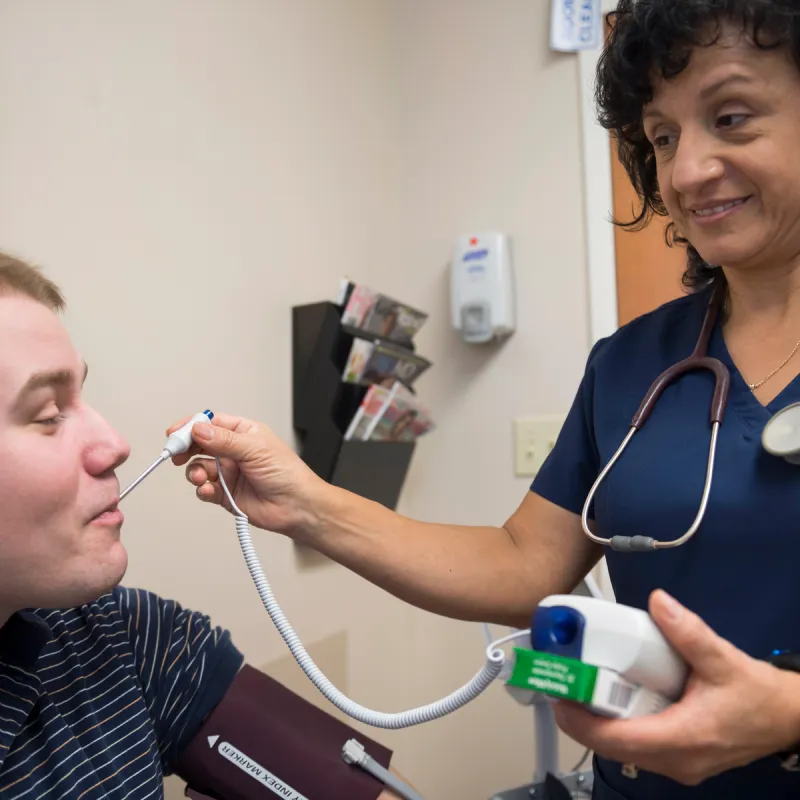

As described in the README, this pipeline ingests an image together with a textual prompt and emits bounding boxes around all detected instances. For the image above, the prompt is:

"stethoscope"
[581,280,800,553]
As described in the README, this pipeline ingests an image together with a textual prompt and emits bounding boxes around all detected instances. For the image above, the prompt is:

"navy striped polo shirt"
[0,586,243,799]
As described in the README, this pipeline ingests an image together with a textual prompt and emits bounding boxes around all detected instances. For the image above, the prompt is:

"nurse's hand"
[166,412,328,539]
[552,590,800,786]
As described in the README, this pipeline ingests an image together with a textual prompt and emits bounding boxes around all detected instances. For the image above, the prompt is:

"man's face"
[0,293,130,616]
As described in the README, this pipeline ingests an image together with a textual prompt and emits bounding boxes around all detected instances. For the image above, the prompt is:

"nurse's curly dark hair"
[596,0,800,290]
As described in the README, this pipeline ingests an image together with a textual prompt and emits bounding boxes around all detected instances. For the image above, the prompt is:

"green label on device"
[507,648,598,702]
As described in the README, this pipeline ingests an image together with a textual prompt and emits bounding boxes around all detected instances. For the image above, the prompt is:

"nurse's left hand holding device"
[550,590,800,786]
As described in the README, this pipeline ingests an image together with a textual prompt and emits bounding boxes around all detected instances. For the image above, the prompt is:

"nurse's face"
[643,24,800,273]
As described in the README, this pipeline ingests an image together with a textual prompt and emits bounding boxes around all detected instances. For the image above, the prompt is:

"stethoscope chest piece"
[762,402,800,465]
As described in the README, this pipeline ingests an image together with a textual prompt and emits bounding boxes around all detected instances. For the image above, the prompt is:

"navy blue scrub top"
[532,284,800,800]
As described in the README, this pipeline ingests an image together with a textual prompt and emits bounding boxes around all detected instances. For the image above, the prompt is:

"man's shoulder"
[30,587,165,631]
[31,590,121,625]
[31,587,238,666]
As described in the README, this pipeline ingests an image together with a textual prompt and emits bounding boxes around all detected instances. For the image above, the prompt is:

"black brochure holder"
[292,301,419,510]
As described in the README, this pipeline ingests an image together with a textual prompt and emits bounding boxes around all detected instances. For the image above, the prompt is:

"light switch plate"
[514,415,565,477]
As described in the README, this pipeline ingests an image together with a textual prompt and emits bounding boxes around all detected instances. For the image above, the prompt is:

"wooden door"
[610,141,686,326]
[602,7,685,326]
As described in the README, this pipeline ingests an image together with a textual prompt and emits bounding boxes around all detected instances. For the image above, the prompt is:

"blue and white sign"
[550,0,602,52]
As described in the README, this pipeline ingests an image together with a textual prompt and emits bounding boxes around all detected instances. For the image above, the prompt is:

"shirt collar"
[0,611,53,669]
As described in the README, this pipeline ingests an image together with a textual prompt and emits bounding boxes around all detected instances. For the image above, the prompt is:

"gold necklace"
[724,295,800,391]
[746,340,800,391]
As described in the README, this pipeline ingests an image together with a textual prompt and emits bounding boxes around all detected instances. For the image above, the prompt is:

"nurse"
[174,0,800,797]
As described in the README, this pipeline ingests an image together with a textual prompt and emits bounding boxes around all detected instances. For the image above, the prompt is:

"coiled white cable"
[121,411,532,730]
[216,455,531,728]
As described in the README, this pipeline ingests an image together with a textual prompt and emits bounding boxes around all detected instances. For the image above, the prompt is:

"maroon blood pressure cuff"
[176,664,395,800]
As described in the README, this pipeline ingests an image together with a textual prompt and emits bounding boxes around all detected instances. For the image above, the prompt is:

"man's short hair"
[0,250,65,311]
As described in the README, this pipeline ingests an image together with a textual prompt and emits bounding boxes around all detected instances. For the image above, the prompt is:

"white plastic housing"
[538,594,688,700]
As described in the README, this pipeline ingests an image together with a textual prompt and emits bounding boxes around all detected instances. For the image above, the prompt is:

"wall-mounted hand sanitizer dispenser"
[450,232,516,344]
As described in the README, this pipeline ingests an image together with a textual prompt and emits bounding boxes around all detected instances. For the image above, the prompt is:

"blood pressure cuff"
[176,664,395,800]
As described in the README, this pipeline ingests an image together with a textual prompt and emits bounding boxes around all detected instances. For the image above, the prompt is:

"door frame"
[578,0,620,346]
[577,0,620,599]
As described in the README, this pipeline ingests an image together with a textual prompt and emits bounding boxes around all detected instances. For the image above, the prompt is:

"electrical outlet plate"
[513,415,565,478]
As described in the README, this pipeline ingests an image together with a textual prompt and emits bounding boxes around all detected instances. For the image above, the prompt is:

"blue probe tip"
[203,409,214,420]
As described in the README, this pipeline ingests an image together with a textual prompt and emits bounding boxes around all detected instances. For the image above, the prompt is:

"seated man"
[0,251,409,800]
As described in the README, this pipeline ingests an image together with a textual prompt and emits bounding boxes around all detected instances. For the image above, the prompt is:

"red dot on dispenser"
[470,237,478,246]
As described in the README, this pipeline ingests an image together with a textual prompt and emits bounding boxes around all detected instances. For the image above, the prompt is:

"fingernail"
[658,591,683,622]
[194,423,213,440]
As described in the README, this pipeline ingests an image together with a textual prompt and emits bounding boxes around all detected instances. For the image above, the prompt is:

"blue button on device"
[531,605,586,660]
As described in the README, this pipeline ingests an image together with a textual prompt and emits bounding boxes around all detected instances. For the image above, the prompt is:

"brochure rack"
[292,300,420,510]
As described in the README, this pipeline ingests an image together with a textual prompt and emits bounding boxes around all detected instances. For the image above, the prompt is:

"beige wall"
[0,1,592,797]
